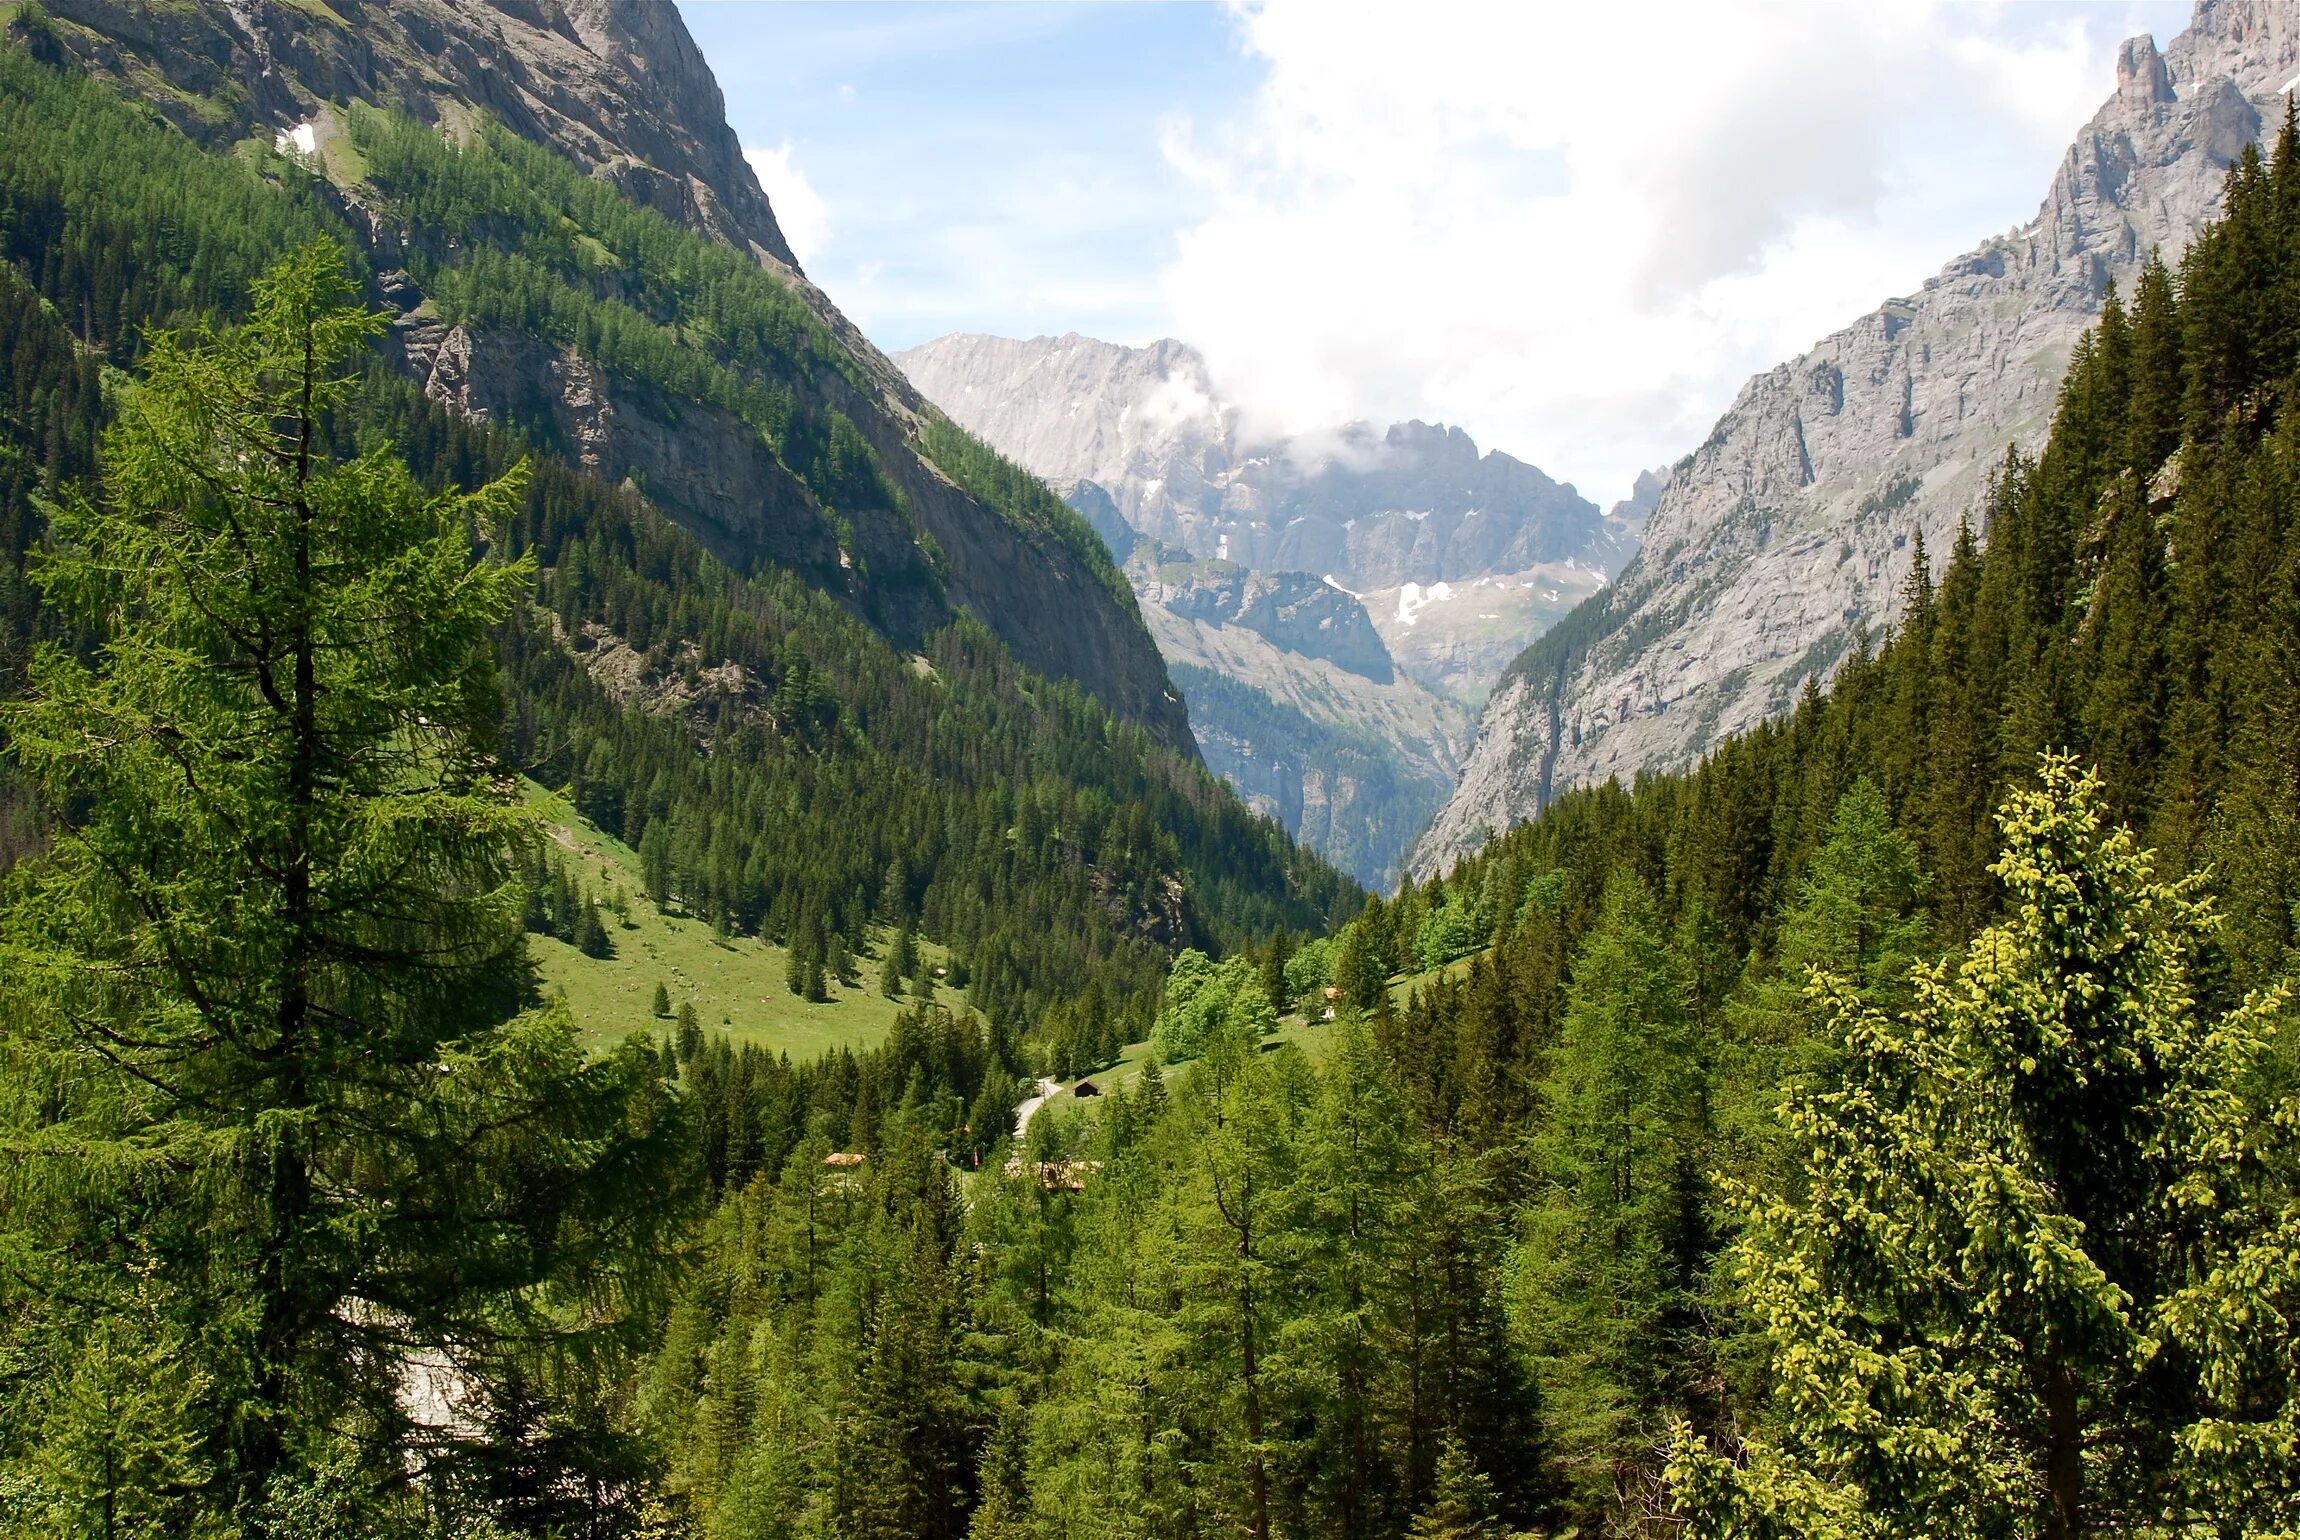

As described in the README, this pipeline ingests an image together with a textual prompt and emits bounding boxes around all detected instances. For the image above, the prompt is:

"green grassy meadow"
[524,785,946,1060]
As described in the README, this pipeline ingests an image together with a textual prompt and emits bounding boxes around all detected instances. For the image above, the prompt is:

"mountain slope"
[0,6,1357,1046]
[1415,0,2299,875]
[33,0,1190,749]
[1130,552,1475,887]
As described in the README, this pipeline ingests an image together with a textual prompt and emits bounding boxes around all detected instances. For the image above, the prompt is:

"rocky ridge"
[1133,558,1398,683]
[1414,0,2300,876]
[894,332,1637,590]
[34,0,1191,749]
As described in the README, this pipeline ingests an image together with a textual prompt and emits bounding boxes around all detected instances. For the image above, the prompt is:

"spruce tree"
[652,981,672,1018]
[1509,874,1707,1518]
[1408,1437,1507,1540]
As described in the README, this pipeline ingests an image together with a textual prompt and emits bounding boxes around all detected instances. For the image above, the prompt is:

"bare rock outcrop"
[894,333,1634,592]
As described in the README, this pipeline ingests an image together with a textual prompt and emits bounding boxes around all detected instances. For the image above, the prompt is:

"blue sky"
[679,1,2197,504]
[678,2,1253,346]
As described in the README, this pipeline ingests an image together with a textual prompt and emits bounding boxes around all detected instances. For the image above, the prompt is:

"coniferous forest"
[1,11,2298,1540]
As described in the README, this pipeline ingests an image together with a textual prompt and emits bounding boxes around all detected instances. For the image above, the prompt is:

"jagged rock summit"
[1414,0,2300,878]
[895,331,1637,592]
[894,329,1642,887]
[31,0,1190,747]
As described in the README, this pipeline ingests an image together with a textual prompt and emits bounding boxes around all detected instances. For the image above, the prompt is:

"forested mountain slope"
[1418,0,2300,874]
[0,11,1355,1038]
[1238,111,2300,1533]
[32,0,1191,745]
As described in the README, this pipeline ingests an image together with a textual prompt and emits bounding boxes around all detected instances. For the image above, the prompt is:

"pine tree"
[676,1000,701,1060]
[786,912,822,999]
[1136,1056,1167,1121]
[1508,874,1707,1519]
[574,893,612,958]
[1408,1437,1505,1540]
[653,981,672,1018]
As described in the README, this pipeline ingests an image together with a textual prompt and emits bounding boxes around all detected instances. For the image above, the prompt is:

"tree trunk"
[2043,1361,2083,1540]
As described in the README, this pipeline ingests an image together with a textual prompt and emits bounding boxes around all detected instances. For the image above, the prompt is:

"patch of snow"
[275,121,318,157]
[1394,581,1456,628]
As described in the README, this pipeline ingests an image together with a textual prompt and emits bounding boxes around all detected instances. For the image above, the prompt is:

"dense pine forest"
[2,11,2299,1540]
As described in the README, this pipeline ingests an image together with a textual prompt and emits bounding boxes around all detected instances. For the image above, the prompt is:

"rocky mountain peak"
[1413,0,2299,880]
[43,0,801,272]
[2118,33,2177,106]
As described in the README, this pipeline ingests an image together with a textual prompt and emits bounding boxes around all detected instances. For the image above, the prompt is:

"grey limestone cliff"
[894,332,1635,592]
[1414,0,2300,877]
[1134,560,1398,684]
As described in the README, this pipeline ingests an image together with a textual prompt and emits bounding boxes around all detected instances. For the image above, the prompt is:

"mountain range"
[896,331,1641,885]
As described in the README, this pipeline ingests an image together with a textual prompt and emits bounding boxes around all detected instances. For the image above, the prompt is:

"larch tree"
[0,244,690,1526]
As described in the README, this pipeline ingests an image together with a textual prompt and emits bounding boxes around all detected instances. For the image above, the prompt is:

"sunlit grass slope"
[522,785,946,1060]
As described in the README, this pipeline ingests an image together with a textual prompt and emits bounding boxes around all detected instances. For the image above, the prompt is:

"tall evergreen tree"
[0,245,689,1520]
[1508,875,1708,1522]
[1670,758,2300,1537]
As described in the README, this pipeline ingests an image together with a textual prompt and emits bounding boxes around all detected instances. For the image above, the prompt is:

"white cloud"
[744,142,832,265]
[1159,0,2182,504]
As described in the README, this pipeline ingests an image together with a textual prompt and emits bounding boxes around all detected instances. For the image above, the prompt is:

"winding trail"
[1012,1077,1063,1141]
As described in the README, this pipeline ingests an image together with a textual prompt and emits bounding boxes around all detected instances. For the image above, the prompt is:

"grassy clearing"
[523,784,946,1061]
[1031,959,1469,1120]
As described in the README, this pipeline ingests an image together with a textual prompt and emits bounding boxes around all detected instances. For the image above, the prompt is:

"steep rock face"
[406,320,838,578]
[37,0,1192,749]
[895,332,1634,590]
[44,0,799,269]
[1415,0,2299,876]
[1142,607,1474,891]
[1136,560,1397,683]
